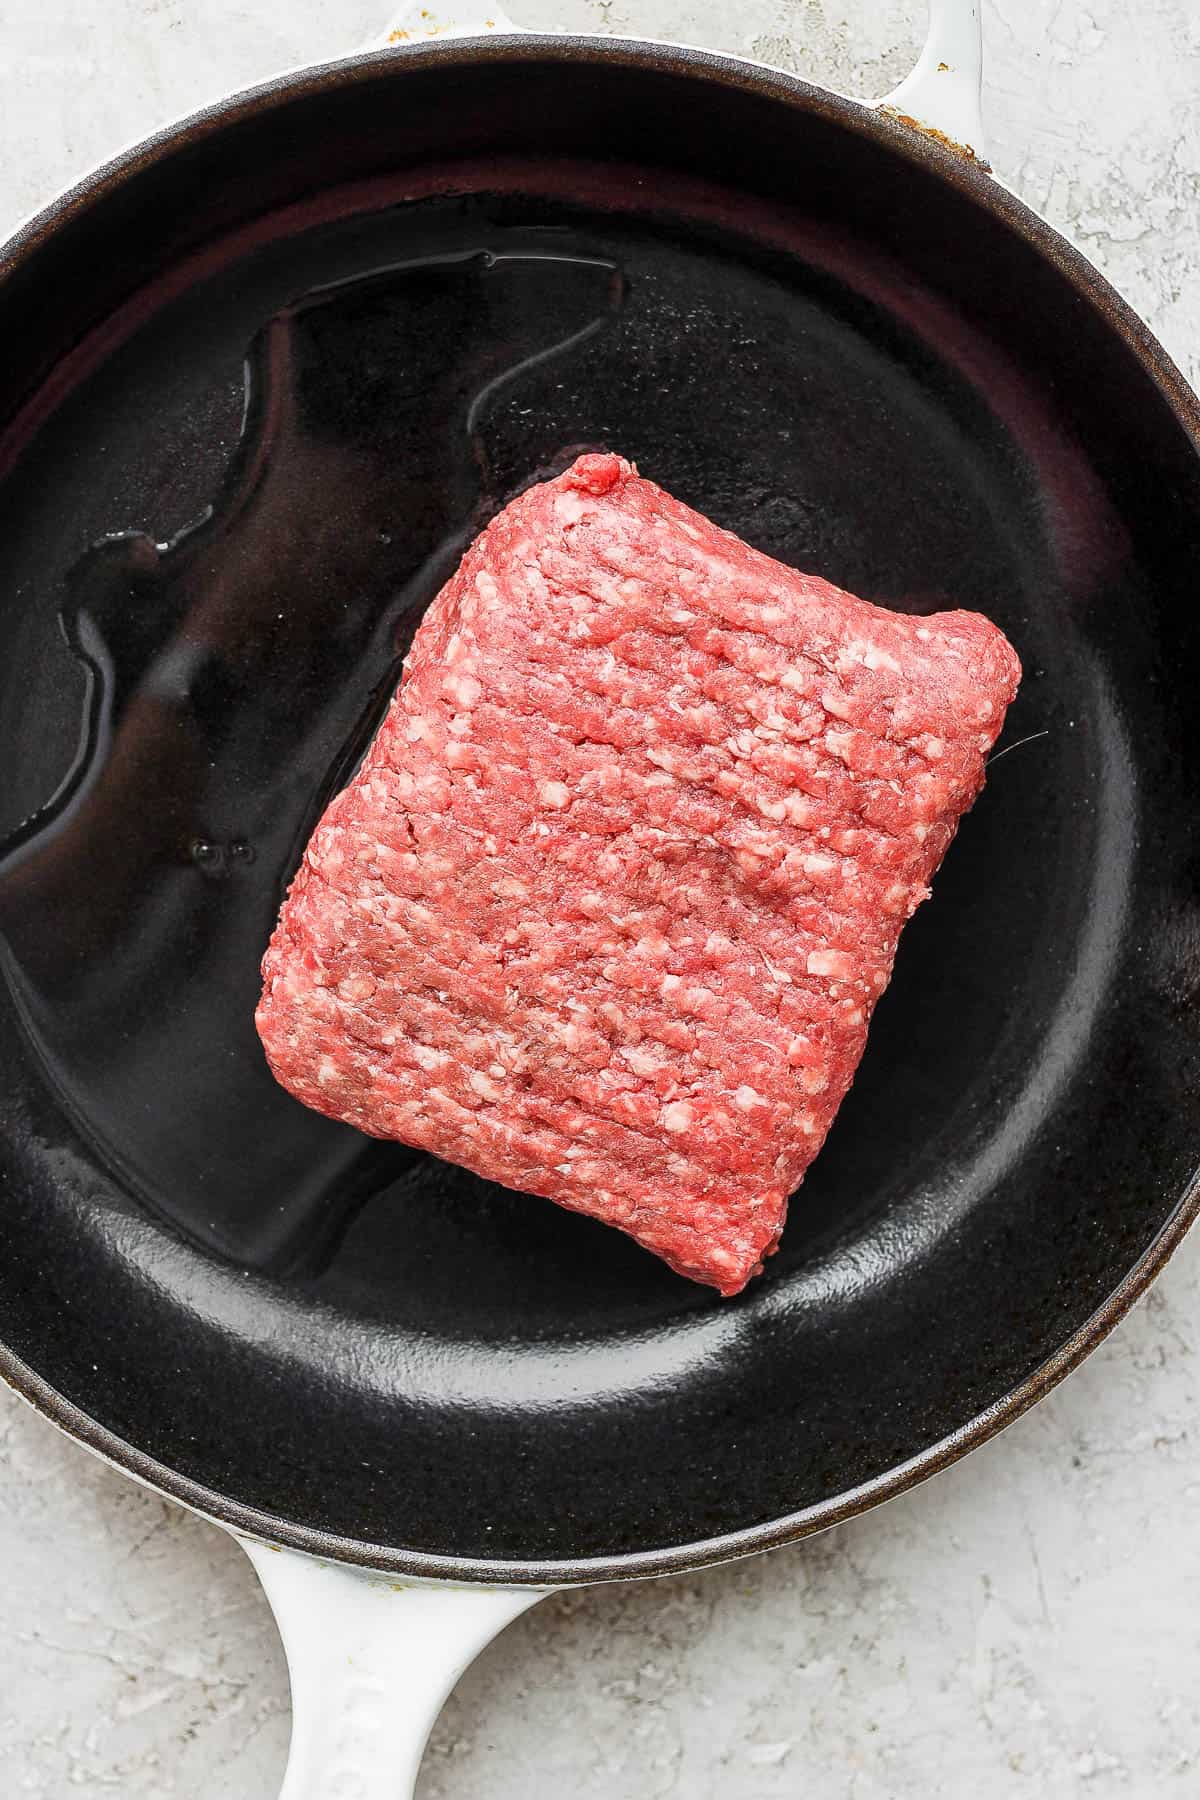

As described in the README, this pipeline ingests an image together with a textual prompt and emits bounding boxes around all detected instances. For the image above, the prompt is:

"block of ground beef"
[257,454,1020,1294]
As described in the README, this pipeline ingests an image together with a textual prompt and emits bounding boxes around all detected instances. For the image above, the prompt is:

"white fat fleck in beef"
[257,453,1021,1295]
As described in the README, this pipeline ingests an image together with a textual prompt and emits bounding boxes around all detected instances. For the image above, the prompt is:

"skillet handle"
[878,0,988,167]
[242,1539,547,1799]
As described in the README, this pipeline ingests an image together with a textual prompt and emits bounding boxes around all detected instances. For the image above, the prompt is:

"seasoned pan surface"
[1,42,1198,1580]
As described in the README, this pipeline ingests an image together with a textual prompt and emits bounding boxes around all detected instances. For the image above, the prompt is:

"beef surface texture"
[257,454,1021,1294]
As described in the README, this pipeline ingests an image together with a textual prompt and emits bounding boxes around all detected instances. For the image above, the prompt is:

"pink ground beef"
[257,454,1021,1294]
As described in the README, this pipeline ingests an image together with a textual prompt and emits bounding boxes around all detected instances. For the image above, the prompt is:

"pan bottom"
[0,111,1196,1570]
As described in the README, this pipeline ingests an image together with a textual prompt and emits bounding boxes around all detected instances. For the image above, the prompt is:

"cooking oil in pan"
[0,243,626,1272]
[0,191,1028,1290]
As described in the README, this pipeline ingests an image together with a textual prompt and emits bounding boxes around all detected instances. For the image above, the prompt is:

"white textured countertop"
[3,3,1199,1795]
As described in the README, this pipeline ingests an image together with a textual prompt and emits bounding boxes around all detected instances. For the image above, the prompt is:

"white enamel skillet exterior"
[3,5,1000,1796]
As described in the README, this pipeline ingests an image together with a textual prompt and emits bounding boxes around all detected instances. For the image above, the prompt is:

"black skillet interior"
[1,43,1199,1579]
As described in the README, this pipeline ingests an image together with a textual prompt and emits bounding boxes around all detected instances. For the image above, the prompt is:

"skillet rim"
[1,33,1199,1585]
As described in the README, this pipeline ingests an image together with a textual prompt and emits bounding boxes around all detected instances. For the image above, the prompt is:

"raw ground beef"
[257,454,1021,1294]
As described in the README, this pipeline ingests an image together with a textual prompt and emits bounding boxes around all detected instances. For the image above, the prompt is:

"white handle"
[243,1539,547,1800]
[878,0,987,166]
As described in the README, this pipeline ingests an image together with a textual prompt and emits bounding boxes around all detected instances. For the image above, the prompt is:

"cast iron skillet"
[1,12,1200,1785]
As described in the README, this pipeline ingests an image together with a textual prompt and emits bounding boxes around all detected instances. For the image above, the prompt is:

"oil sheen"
[0,238,627,1270]
[0,192,1030,1286]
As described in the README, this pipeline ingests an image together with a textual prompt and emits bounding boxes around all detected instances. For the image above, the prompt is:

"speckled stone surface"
[2,3,1199,1795]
